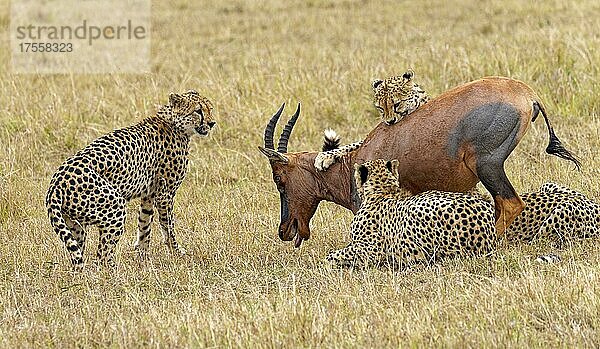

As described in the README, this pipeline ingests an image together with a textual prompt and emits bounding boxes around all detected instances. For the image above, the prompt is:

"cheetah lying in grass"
[468,183,599,263]
[505,182,600,244]
[325,157,599,268]
[326,159,497,268]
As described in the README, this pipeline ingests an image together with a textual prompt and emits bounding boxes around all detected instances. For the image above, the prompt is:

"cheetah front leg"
[134,196,154,258]
[326,240,376,268]
[155,196,186,256]
[314,141,363,171]
[326,243,359,267]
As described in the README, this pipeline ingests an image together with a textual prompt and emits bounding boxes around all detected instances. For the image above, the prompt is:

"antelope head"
[258,103,322,248]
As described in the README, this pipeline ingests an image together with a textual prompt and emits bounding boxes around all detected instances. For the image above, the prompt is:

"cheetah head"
[167,90,216,137]
[372,70,429,125]
[354,159,400,199]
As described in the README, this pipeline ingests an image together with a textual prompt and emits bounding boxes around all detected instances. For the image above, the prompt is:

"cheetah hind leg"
[95,194,126,269]
[96,221,126,269]
[537,204,581,244]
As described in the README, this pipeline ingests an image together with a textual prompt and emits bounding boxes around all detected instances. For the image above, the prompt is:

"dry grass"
[1,0,600,347]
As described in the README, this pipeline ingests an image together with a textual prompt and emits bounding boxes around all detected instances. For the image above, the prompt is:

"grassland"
[1,0,600,347]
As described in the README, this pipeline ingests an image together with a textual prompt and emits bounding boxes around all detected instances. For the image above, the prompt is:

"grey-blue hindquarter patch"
[447,102,521,160]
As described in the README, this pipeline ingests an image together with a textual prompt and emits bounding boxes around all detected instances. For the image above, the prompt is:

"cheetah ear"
[386,159,399,176]
[402,70,414,80]
[354,164,369,188]
[372,79,384,90]
[169,92,191,115]
[169,92,184,106]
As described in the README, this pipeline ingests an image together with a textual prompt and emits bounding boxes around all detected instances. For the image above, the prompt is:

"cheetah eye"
[375,105,384,112]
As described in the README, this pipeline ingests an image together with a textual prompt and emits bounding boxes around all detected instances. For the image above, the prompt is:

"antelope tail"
[533,101,582,171]
[322,129,341,151]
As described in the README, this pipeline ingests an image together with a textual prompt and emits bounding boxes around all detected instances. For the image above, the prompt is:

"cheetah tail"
[533,101,582,171]
[46,189,84,267]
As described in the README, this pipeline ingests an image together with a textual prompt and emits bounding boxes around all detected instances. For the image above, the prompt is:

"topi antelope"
[258,77,580,247]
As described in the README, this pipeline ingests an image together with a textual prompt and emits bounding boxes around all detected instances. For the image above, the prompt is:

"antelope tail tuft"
[322,129,341,151]
[533,101,582,171]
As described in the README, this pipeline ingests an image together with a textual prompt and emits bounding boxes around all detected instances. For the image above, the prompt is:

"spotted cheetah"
[314,70,429,171]
[326,159,497,268]
[372,69,430,126]
[505,183,600,244]
[46,90,216,269]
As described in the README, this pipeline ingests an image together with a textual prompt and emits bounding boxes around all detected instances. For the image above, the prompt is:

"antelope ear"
[354,164,369,188]
[258,146,289,163]
[402,69,414,80]
[372,79,384,90]
[386,159,400,176]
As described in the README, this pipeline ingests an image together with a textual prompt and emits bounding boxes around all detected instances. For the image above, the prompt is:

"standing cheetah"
[46,90,215,269]
[326,159,497,268]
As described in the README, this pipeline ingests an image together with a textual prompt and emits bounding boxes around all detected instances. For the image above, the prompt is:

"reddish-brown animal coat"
[356,77,537,193]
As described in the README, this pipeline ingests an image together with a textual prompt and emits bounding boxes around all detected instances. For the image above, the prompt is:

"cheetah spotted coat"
[46,90,215,268]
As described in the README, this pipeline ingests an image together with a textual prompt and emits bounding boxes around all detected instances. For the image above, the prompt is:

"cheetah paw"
[535,253,561,264]
[314,153,336,171]
[171,246,187,256]
[71,263,85,273]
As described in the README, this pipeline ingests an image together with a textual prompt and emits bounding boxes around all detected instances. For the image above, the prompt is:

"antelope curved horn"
[277,103,301,153]
[264,103,286,150]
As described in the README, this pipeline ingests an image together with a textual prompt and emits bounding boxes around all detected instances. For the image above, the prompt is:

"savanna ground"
[1,0,600,347]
